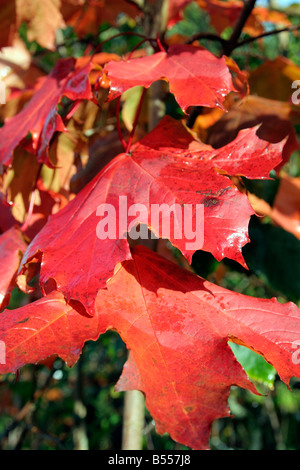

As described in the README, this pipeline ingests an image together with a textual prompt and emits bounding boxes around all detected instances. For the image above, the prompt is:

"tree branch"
[222,0,257,55]
[234,23,300,49]
[185,32,227,46]
[230,0,257,44]
[122,390,145,450]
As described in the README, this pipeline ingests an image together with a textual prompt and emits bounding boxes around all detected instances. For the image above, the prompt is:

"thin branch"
[234,23,300,49]
[127,38,150,59]
[185,8,300,55]
[156,34,166,52]
[126,88,146,153]
[185,32,227,46]
[92,32,157,57]
[20,189,36,233]
[223,0,257,55]
[20,163,42,233]
[229,0,257,45]
[116,97,128,152]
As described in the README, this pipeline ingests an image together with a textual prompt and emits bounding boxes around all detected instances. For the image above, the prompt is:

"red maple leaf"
[0,58,92,170]
[2,247,300,449]
[18,116,285,314]
[104,45,235,111]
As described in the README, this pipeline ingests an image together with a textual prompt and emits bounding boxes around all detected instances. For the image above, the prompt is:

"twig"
[126,88,146,153]
[185,32,227,46]
[156,34,166,52]
[222,0,257,56]
[116,97,128,152]
[228,0,258,45]
[20,189,37,233]
[20,164,42,233]
[127,38,151,59]
[234,23,300,49]
[91,32,157,58]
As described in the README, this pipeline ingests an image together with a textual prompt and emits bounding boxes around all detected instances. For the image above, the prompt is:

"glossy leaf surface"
[3,247,300,449]
[19,117,285,314]
[105,45,235,111]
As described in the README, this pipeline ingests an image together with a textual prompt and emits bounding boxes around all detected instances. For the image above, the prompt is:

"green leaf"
[229,343,276,391]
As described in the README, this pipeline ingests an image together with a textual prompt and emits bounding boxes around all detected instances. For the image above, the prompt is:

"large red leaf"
[0,227,27,309]
[0,291,99,371]
[0,57,92,170]
[104,44,235,111]
[2,247,300,449]
[18,116,285,314]
[100,247,300,449]
[204,95,300,174]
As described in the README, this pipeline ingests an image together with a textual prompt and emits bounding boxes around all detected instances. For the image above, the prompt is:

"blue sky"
[257,0,300,6]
